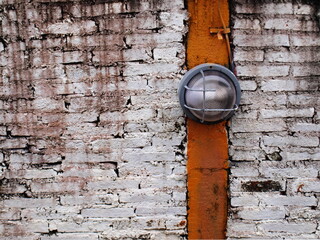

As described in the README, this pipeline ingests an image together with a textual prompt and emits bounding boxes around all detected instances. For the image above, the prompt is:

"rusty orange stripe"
[186,0,230,239]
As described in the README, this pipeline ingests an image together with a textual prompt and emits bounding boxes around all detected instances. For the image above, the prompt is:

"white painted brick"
[41,233,99,240]
[233,35,290,47]
[266,51,320,63]
[260,166,318,178]
[159,11,187,32]
[2,198,56,208]
[230,196,259,207]
[82,208,135,218]
[47,20,97,35]
[263,136,319,147]
[288,94,320,106]
[87,179,140,191]
[135,207,186,216]
[234,50,264,62]
[230,149,264,161]
[263,196,317,206]
[122,151,175,162]
[291,34,320,46]
[231,119,287,133]
[4,169,57,179]
[234,19,261,31]
[227,222,257,237]
[265,18,318,31]
[261,80,318,92]
[0,209,21,220]
[237,65,290,77]
[124,62,180,76]
[259,222,317,233]
[153,47,179,60]
[126,32,183,45]
[30,181,83,193]
[293,65,320,76]
[119,191,171,204]
[260,108,314,118]
[294,4,315,15]
[238,207,285,220]
[231,167,259,177]
[287,151,320,161]
[236,3,293,14]
[290,123,320,132]
[292,179,320,192]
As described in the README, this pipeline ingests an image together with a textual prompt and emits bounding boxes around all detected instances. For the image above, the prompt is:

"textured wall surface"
[228,0,320,239]
[0,0,188,239]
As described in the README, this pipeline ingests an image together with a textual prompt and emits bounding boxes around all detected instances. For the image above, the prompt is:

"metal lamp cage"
[178,64,241,124]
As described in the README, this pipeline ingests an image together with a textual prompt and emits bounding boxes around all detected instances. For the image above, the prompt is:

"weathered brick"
[231,119,287,133]
[291,179,320,192]
[81,208,135,218]
[233,34,290,47]
[235,3,293,14]
[263,136,319,147]
[230,196,259,207]
[234,50,264,62]
[261,80,318,92]
[46,20,97,35]
[260,108,314,118]
[264,18,318,32]
[259,222,317,233]
[263,196,317,206]
[237,65,290,77]
[238,207,285,220]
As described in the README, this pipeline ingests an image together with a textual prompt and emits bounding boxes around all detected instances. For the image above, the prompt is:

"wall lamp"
[178,63,241,124]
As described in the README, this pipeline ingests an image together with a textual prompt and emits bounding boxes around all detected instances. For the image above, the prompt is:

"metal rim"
[178,63,241,124]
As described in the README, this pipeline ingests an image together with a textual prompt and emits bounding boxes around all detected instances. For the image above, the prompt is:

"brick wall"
[228,0,320,239]
[0,0,188,239]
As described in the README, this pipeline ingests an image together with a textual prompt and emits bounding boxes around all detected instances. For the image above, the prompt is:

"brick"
[46,20,97,35]
[259,222,317,233]
[235,3,293,14]
[294,4,315,15]
[263,196,317,206]
[234,19,261,31]
[237,65,290,77]
[0,209,21,220]
[123,62,180,76]
[290,123,320,132]
[135,207,186,216]
[227,222,257,237]
[285,151,320,161]
[231,119,287,133]
[291,34,320,46]
[30,181,83,193]
[265,18,318,32]
[98,14,158,33]
[233,35,290,47]
[266,51,320,63]
[119,191,171,204]
[159,11,187,32]
[292,179,320,192]
[81,208,135,218]
[230,196,259,207]
[153,47,180,60]
[234,50,264,62]
[125,32,183,45]
[293,65,320,76]
[40,233,99,240]
[2,197,56,208]
[260,165,318,178]
[238,207,285,220]
[261,80,319,92]
[260,108,314,118]
[263,136,319,147]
